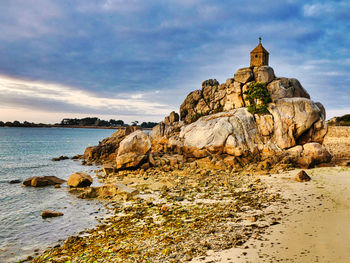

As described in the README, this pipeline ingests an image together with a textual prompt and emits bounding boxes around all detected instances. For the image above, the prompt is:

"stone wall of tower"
[250,52,268,67]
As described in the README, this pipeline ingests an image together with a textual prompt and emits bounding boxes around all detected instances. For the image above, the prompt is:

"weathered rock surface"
[298,142,332,168]
[268,98,324,149]
[253,66,275,83]
[22,176,66,187]
[41,210,64,219]
[180,108,260,159]
[67,172,93,187]
[234,67,254,83]
[83,126,137,164]
[116,130,151,170]
[267,78,310,102]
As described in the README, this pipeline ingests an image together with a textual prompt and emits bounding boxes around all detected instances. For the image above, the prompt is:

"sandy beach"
[193,166,350,262]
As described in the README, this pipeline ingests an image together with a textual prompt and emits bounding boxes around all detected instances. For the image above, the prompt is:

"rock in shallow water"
[51,156,69,161]
[22,176,66,187]
[41,210,64,219]
[9,179,21,184]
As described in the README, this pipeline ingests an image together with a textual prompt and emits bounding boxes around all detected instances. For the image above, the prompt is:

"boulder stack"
[81,65,331,171]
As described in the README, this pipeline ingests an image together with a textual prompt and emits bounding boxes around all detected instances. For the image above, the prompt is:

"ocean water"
[0,127,115,262]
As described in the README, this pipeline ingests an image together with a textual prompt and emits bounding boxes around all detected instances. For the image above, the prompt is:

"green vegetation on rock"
[244,82,272,115]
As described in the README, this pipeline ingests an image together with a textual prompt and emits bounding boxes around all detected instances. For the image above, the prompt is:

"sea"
[0,127,116,262]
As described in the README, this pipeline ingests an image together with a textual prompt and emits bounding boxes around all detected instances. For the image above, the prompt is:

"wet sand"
[193,166,350,263]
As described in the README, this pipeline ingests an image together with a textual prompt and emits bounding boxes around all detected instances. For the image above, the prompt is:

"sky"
[0,0,349,124]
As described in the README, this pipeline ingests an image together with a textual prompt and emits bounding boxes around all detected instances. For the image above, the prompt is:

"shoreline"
[30,164,289,262]
[0,126,153,130]
[28,165,350,262]
[192,166,350,262]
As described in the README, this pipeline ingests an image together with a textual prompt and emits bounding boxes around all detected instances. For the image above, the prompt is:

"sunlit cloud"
[0,75,175,123]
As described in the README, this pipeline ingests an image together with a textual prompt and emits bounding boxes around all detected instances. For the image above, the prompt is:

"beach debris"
[9,179,21,184]
[69,183,138,200]
[51,156,69,161]
[294,170,311,182]
[22,176,66,187]
[33,165,283,263]
[102,163,115,176]
[41,210,64,219]
[67,172,93,187]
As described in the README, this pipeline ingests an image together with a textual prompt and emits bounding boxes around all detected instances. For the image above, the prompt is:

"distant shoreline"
[0,125,153,130]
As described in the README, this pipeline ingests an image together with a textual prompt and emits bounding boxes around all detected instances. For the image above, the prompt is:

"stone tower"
[250,37,269,67]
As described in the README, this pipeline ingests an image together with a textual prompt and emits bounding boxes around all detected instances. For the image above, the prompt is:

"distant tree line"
[60,117,125,127]
[0,118,159,128]
[0,121,50,127]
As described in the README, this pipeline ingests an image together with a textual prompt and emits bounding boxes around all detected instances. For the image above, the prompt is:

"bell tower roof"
[250,37,269,54]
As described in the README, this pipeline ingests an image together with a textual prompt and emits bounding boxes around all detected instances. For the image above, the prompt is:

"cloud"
[0,75,175,122]
[303,1,350,18]
[0,0,349,122]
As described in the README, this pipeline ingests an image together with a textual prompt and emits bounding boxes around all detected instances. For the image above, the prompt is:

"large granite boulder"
[180,108,260,158]
[67,172,93,187]
[83,126,137,164]
[116,130,151,169]
[287,143,331,168]
[234,67,254,83]
[268,98,325,149]
[267,78,310,102]
[253,66,275,83]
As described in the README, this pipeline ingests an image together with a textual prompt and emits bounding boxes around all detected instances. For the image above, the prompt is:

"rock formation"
[22,176,66,187]
[82,64,331,170]
[67,172,93,187]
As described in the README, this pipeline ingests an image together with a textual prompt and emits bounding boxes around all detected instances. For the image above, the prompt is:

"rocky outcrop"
[22,176,66,187]
[67,172,93,187]
[179,66,311,126]
[116,130,151,170]
[152,65,330,169]
[81,64,331,172]
[83,126,138,164]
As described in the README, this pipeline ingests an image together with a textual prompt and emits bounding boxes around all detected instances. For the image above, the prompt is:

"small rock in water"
[51,156,69,161]
[294,170,311,182]
[41,210,64,219]
[9,179,21,184]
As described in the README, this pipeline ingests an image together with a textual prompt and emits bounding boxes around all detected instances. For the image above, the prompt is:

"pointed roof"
[250,37,269,54]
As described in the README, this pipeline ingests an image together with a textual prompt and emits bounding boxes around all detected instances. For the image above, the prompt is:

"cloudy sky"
[0,0,349,123]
